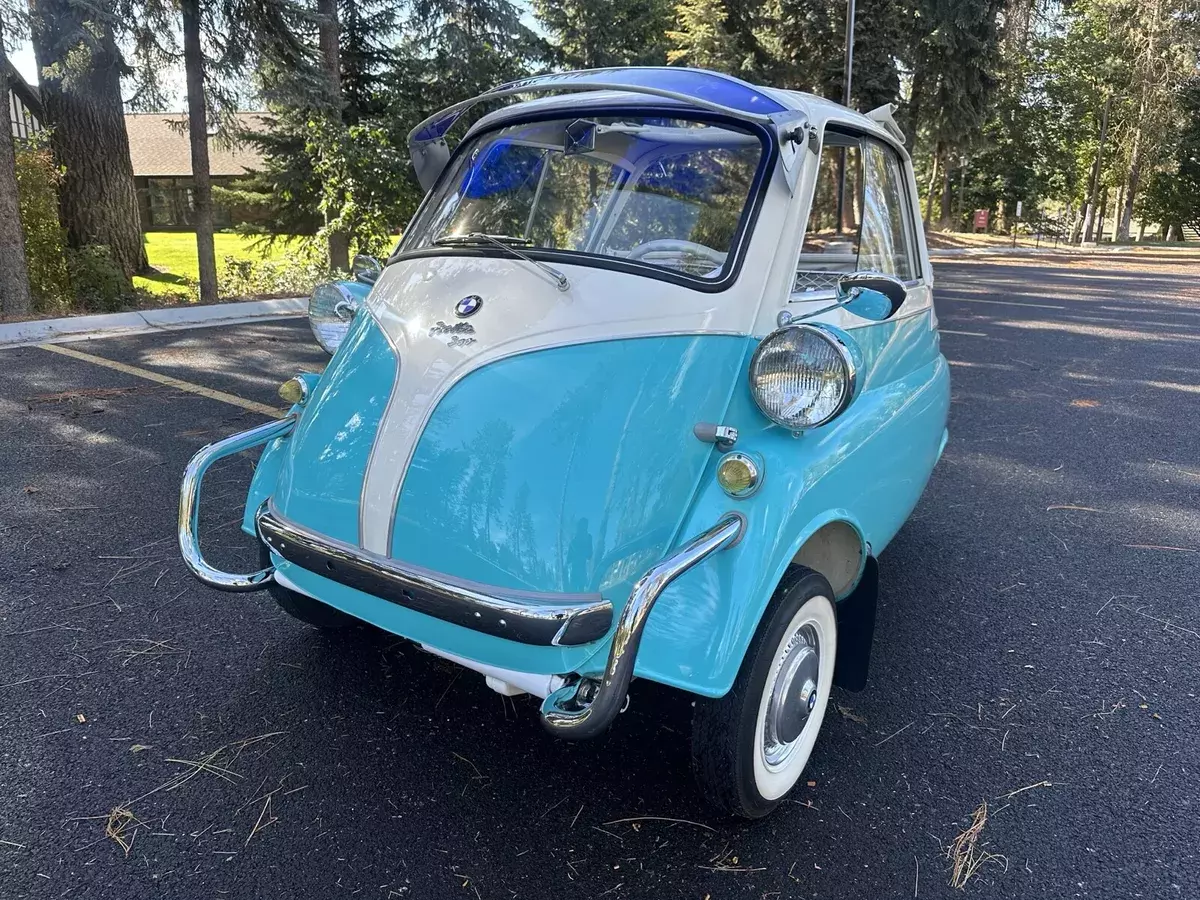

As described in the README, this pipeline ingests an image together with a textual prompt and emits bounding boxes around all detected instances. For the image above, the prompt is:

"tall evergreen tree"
[666,0,742,73]
[534,0,673,69]
[242,0,403,255]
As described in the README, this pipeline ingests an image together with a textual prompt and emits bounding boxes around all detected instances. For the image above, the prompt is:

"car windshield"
[402,115,767,281]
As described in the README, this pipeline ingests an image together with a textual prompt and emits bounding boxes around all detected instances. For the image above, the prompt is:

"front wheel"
[691,566,837,818]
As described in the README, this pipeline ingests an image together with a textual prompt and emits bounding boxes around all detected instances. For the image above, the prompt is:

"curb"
[929,246,1101,257]
[929,243,1196,258]
[0,297,307,348]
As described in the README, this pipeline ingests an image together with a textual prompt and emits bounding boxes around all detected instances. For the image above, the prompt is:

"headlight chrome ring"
[749,324,858,432]
[309,282,359,354]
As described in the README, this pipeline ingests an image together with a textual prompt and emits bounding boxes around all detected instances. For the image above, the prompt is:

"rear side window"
[794,132,917,294]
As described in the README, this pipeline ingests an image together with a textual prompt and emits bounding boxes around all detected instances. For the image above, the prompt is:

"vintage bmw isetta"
[179,67,949,818]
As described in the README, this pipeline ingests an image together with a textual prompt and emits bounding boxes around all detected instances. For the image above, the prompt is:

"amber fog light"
[278,376,309,406]
[717,452,762,499]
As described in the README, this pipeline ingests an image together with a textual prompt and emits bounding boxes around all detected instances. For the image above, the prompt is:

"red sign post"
[973,209,990,232]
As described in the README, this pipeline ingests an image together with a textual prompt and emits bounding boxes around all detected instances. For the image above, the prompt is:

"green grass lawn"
[135,231,301,297]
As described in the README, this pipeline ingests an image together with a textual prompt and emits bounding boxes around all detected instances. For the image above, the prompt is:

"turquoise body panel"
[635,310,950,696]
[392,337,747,593]
[241,309,395,542]
[244,305,949,697]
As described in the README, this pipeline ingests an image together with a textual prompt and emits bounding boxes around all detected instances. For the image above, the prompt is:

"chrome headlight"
[749,324,857,431]
[308,282,359,354]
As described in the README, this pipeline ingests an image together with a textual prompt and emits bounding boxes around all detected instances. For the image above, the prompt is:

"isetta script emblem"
[429,320,477,348]
[454,294,483,317]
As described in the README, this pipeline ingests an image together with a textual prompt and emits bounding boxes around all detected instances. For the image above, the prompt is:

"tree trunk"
[905,66,927,156]
[1117,0,1162,243]
[923,145,940,226]
[939,159,952,227]
[1117,148,1143,244]
[318,0,350,271]
[1112,182,1124,243]
[28,0,146,279]
[1082,95,1111,243]
[0,111,33,316]
[182,0,217,305]
[954,161,967,229]
[1095,187,1108,242]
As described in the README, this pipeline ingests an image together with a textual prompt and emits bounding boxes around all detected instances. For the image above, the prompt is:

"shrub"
[218,247,332,299]
[67,245,134,312]
[14,144,72,314]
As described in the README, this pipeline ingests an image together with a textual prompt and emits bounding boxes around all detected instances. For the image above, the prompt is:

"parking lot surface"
[2,253,1197,899]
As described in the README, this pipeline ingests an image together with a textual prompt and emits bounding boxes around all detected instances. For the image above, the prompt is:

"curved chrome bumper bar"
[541,512,745,740]
[178,416,297,591]
[256,500,613,646]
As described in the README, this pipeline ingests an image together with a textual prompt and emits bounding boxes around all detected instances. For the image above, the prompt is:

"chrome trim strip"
[258,500,612,646]
[541,512,745,739]
[178,416,297,592]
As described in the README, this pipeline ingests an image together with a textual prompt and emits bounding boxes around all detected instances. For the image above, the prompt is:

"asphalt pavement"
[1,254,1197,899]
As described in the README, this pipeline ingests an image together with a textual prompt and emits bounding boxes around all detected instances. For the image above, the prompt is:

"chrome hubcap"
[763,623,820,768]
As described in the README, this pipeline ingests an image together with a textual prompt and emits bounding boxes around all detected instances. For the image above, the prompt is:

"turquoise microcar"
[179,67,950,818]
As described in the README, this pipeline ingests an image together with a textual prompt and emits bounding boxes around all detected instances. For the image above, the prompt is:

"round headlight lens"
[309,282,358,354]
[749,325,855,430]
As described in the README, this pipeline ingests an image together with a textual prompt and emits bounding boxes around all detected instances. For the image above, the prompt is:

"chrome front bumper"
[178,415,297,591]
[256,500,613,646]
[179,419,745,738]
[540,513,743,739]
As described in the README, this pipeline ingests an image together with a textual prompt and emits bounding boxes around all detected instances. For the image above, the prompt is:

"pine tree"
[667,0,740,73]
[534,0,673,69]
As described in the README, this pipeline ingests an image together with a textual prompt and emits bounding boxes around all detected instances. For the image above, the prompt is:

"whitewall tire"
[691,566,837,818]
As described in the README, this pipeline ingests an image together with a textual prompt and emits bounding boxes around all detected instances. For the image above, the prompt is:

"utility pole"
[318,0,349,272]
[842,0,856,107]
[835,0,856,233]
[1081,95,1111,244]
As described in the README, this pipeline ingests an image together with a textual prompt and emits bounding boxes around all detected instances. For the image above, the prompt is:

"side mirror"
[351,254,383,285]
[836,271,907,321]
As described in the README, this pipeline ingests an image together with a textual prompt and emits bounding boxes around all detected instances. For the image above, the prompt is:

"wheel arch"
[637,507,878,698]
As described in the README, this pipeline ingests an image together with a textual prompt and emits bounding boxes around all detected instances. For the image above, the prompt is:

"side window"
[794,132,917,294]
[860,141,916,281]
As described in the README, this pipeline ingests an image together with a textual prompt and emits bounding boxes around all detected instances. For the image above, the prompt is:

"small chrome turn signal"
[716,452,763,499]
[278,376,309,406]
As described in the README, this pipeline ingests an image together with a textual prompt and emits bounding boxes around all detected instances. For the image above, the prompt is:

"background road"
[2,254,1197,899]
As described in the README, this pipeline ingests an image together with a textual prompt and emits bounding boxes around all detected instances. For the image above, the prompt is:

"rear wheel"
[690,566,836,818]
[259,545,355,629]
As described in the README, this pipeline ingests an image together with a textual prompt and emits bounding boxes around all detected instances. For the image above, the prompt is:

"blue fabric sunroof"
[512,68,787,116]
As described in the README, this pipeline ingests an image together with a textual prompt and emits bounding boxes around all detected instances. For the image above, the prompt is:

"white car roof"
[467,86,902,154]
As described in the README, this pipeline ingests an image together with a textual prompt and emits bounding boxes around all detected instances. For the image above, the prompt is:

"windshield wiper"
[434,232,570,292]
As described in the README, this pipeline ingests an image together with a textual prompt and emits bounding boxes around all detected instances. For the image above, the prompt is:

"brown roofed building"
[125,112,269,229]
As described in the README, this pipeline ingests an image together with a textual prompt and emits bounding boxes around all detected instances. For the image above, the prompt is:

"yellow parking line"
[38,343,286,419]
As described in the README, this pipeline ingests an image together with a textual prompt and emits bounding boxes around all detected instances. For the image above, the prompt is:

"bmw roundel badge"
[454,294,483,318]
